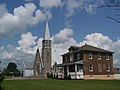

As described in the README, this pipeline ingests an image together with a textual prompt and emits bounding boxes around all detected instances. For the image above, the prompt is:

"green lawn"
[4,79,120,90]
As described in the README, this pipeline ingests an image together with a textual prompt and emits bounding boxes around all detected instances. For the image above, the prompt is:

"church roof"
[25,64,33,69]
[44,20,50,40]
[34,48,44,68]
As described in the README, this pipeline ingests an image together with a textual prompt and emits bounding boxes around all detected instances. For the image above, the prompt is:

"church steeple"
[44,20,50,40]
[42,18,52,77]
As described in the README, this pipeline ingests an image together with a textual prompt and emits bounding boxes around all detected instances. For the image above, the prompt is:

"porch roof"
[54,60,83,67]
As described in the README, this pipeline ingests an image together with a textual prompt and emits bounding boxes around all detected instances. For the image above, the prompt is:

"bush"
[68,74,71,80]
[46,73,50,78]
[53,74,56,79]
[64,73,71,80]
[0,74,5,82]
[50,73,53,79]
[64,73,68,80]
[0,74,5,90]
[56,73,58,79]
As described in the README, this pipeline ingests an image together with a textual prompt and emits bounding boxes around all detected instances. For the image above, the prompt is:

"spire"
[44,19,50,40]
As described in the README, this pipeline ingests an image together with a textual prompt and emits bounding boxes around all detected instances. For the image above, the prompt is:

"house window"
[69,65,75,72]
[106,54,109,60]
[70,49,73,53]
[70,54,74,61]
[89,64,93,72]
[89,52,92,59]
[77,53,80,60]
[98,53,101,60]
[106,65,110,72]
[65,56,67,62]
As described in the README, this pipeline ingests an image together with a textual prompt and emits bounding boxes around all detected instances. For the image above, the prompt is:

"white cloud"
[79,33,112,50]
[84,4,96,15]
[40,0,62,9]
[0,4,7,18]
[65,0,84,17]
[52,48,67,64]
[39,0,62,20]
[0,3,44,36]
[65,0,98,17]
[52,28,77,48]
[17,32,37,54]
[1,51,13,59]
[39,0,99,18]
[0,45,34,69]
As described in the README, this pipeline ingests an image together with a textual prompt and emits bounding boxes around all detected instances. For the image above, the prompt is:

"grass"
[4,79,120,90]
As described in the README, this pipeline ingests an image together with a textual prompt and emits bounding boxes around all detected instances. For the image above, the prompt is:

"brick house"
[54,44,114,79]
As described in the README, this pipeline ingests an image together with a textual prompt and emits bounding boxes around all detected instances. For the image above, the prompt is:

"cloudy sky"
[0,0,120,69]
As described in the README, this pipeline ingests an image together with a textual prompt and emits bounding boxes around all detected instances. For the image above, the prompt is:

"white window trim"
[98,53,101,60]
[89,64,93,72]
[89,52,92,59]
[106,54,109,60]
[107,65,110,72]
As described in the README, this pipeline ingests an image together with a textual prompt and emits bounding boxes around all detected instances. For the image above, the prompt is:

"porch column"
[67,65,69,75]
[62,66,64,78]
[75,64,77,79]
[62,66,64,73]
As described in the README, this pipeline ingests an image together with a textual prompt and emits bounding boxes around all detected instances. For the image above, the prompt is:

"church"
[33,20,52,78]
[23,20,67,78]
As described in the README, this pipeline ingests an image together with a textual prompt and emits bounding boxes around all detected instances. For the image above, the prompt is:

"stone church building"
[33,20,52,77]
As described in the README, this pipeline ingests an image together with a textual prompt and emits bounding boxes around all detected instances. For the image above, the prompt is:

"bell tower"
[42,20,52,77]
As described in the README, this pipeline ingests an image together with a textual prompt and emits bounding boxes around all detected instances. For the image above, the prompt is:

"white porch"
[53,60,84,79]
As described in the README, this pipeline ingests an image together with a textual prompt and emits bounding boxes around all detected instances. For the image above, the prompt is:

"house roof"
[81,44,113,53]
[53,60,83,67]
[62,44,114,56]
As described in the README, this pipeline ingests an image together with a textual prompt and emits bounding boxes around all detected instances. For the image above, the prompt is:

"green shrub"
[0,74,5,90]
[53,74,56,79]
[68,74,71,80]
[50,73,53,79]
[46,73,50,78]
[56,73,58,79]
[0,74,5,82]
[64,73,71,80]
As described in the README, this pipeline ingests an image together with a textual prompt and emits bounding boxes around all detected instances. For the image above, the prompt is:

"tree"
[3,62,20,77]
[99,0,120,23]
[0,74,5,90]
[6,62,17,72]
[0,61,1,72]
